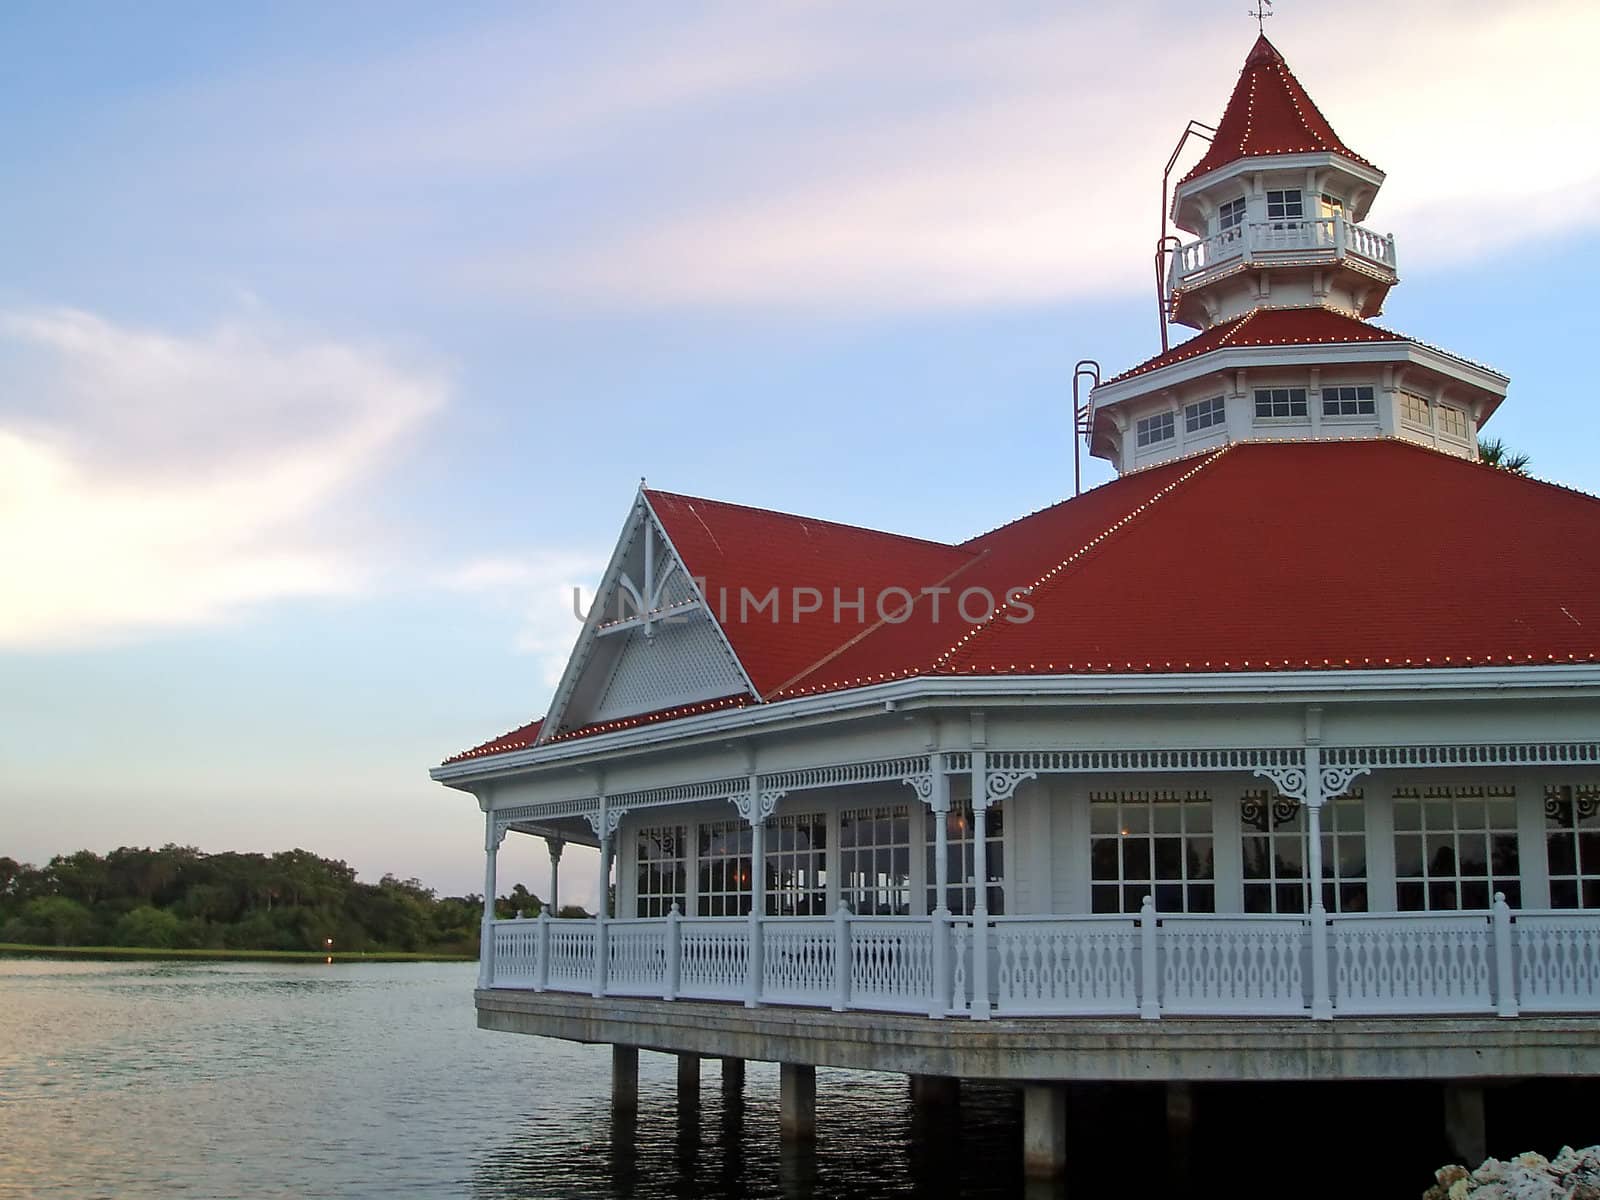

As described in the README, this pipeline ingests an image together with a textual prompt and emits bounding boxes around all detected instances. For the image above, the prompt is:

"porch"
[1167,213,1397,292]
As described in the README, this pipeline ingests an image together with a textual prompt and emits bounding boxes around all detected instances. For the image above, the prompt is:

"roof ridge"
[644,488,964,553]
[930,445,1236,673]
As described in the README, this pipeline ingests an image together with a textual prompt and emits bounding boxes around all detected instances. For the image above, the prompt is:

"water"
[5,958,1595,1198]
[0,959,1029,1200]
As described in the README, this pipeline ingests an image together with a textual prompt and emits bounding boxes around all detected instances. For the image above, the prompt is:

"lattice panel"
[1324,743,1600,769]
[762,756,931,792]
[592,612,747,722]
[989,748,1303,774]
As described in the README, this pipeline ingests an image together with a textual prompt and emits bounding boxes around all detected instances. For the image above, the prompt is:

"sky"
[3,0,1599,909]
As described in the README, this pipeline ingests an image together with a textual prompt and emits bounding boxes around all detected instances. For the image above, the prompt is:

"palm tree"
[1478,437,1531,474]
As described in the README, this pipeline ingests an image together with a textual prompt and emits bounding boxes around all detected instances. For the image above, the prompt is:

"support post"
[909,1074,960,1109]
[479,813,503,990]
[612,1045,639,1114]
[1443,1082,1487,1167]
[1139,895,1160,1020]
[677,1052,700,1105]
[547,836,564,915]
[746,805,766,1008]
[1166,1082,1195,1185]
[1022,1083,1068,1179]
[721,1057,745,1093]
[1493,893,1518,1018]
[929,760,951,1019]
[832,900,851,1012]
[779,1062,816,1141]
[664,902,682,1000]
[969,750,991,1020]
[1305,745,1332,1020]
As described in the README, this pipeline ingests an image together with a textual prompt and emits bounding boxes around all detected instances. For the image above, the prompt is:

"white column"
[746,797,766,1009]
[929,762,951,1019]
[970,751,991,1020]
[1304,746,1332,1020]
[479,813,504,990]
[593,810,611,999]
[1515,776,1551,909]
[547,837,564,915]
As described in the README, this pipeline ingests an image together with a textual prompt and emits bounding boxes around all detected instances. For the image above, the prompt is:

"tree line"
[0,845,586,953]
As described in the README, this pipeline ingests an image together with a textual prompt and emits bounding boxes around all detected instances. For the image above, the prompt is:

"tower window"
[1136,411,1175,447]
[1437,405,1469,439]
[1400,392,1430,427]
[1218,198,1246,235]
[1266,189,1303,225]
[1319,193,1344,219]
[1254,387,1307,419]
[1184,395,1226,433]
[1322,385,1376,417]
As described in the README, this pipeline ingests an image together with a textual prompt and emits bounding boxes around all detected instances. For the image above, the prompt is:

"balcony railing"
[486,897,1600,1021]
[1168,215,1397,291]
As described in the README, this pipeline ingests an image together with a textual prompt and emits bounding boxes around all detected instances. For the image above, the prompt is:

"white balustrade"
[605,919,669,997]
[1515,912,1600,1013]
[849,918,936,1014]
[762,918,836,1006]
[487,906,1600,1018]
[1331,912,1494,1014]
[1168,216,1396,290]
[1159,914,1309,1015]
[491,919,542,987]
[992,916,1140,1016]
[544,920,597,992]
[677,917,749,1001]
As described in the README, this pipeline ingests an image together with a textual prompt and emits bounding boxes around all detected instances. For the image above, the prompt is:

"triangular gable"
[540,490,758,740]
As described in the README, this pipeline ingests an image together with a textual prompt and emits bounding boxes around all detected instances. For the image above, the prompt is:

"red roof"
[446,441,1600,764]
[1180,35,1377,186]
[1101,308,1407,386]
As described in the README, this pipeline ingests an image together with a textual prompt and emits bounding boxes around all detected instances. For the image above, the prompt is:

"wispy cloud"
[438,553,606,685]
[0,308,448,647]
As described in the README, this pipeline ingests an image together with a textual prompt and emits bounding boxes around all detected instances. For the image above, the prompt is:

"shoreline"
[0,942,475,964]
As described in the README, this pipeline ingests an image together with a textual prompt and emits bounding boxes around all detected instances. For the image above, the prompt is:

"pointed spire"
[1180,35,1376,185]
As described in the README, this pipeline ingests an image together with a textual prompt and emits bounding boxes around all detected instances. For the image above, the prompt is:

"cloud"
[438,553,607,685]
[0,308,448,648]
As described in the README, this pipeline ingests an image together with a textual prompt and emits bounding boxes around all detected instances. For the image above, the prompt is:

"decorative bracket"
[901,772,934,805]
[1320,764,1371,801]
[983,769,1036,809]
[583,810,605,840]
[486,821,508,852]
[1251,765,1308,803]
[733,787,786,825]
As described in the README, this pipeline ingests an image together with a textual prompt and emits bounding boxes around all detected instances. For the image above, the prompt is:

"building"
[429,32,1600,1177]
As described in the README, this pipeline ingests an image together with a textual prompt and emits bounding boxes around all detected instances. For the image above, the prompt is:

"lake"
[5,957,1593,1198]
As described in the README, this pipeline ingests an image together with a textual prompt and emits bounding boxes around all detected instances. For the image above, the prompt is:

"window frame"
[1545,785,1600,910]
[1240,790,1368,914]
[1253,386,1309,420]
[1089,790,1216,914]
[634,824,689,918]
[1321,384,1377,419]
[1266,188,1304,226]
[1136,410,1176,448]
[1184,395,1226,434]
[1393,786,1521,912]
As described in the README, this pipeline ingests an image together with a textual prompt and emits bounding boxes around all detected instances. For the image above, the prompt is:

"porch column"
[478,812,504,990]
[593,806,612,999]
[1304,745,1332,1020]
[970,751,991,1020]
[929,761,952,1019]
[744,776,768,1008]
[547,836,564,915]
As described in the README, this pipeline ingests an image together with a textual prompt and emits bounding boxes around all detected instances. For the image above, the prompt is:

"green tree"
[3,896,96,945]
[1478,437,1531,474]
[114,906,181,948]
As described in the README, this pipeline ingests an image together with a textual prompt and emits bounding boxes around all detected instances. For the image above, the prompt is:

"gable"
[541,492,756,739]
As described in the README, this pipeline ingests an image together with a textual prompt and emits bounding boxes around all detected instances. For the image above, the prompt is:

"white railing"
[484,899,1600,1021]
[1168,215,1397,290]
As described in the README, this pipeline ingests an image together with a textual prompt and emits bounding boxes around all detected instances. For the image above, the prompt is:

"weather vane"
[1249,0,1273,33]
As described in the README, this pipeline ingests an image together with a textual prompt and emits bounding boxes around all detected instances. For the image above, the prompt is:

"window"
[1319,192,1344,219]
[1136,411,1175,448]
[1393,786,1520,911]
[1218,197,1247,235]
[696,819,752,916]
[635,824,688,917]
[1254,387,1308,419]
[840,805,912,915]
[1401,391,1430,428]
[1240,790,1368,914]
[1266,188,1304,225]
[767,812,828,916]
[1437,405,1469,440]
[1184,395,1226,434]
[1322,385,1376,417]
[1090,791,1215,913]
[1545,785,1600,909]
[925,802,1006,916]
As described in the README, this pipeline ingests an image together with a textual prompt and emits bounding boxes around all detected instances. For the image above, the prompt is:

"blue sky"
[3,1,1598,906]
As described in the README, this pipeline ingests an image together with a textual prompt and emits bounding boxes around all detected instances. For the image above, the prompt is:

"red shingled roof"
[1180,35,1377,186]
[1101,308,1408,386]
[445,441,1600,764]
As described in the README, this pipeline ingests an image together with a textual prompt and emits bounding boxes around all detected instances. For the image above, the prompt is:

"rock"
[1424,1147,1600,1200]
